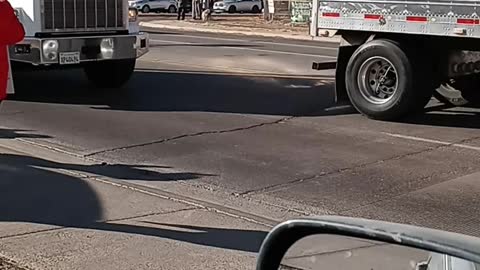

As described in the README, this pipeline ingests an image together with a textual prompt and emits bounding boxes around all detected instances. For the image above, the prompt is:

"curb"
[140,21,341,43]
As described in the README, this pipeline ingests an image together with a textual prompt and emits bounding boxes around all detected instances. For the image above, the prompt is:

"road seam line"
[59,169,276,227]
[382,132,480,152]
[16,138,98,162]
[0,227,64,241]
[102,207,198,223]
[84,116,294,157]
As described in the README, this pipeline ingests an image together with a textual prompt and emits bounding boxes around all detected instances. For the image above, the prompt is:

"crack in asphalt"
[238,174,320,196]
[84,116,294,157]
[239,134,480,197]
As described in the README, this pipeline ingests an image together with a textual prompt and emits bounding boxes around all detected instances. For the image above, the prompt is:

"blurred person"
[177,0,187,20]
[0,0,24,103]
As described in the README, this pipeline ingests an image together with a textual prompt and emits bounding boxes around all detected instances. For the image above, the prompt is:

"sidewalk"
[140,15,340,42]
[0,138,268,270]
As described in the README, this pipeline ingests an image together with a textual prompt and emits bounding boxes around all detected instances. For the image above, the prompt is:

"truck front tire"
[84,59,136,88]
[345,39,433,120]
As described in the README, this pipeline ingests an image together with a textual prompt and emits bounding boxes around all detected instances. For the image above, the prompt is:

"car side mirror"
[256,216,480,270]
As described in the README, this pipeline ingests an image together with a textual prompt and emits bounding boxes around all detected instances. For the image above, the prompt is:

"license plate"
[59,52,80,65]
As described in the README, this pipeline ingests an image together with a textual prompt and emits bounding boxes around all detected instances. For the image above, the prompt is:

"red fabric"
[0,0,25,100]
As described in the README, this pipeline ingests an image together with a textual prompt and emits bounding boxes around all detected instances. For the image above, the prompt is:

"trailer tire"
[345,39,432,120]
[84,59,136,88]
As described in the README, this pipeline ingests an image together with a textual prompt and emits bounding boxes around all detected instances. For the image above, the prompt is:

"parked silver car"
[129,0,178,13]
[213,0,262,13]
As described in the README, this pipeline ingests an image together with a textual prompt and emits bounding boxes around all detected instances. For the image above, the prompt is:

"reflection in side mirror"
[416,259,430,270]
[256,216,480,270]
[280,234,479,270]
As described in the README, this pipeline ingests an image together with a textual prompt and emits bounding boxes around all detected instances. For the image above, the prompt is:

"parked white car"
[213,0,262,13]
[129,0,178,13]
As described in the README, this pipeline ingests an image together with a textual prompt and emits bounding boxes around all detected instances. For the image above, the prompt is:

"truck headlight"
[42,40,59,61]
[100,38,115,59]
[129,8,138,22]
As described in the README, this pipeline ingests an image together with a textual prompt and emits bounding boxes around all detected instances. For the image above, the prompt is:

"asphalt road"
[3,30,480,239]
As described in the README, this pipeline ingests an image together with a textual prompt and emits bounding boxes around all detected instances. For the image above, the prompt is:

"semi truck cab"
[9,0,149,89]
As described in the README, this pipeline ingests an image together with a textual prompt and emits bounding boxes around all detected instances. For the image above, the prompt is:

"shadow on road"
[0,128,52,139]
[96,222,267,253]
[0,152,265,253]
[11,68,478,128]
[399,103,480,129]
[0,153,213,181]
[11,69,349,117]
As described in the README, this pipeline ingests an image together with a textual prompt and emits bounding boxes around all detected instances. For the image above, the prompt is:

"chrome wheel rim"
[357,56,399,105]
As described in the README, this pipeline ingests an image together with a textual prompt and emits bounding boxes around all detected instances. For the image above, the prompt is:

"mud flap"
[335,46,357,103]
[435,84,468,106]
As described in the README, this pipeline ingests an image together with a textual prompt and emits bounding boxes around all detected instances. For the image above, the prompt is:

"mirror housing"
[256,216,480,270]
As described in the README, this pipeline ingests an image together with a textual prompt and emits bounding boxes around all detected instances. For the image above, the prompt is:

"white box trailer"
[310,0,480,120]
[8,0,149,91]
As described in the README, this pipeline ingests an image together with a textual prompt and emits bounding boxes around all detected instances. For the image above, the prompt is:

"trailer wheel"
[345,39,433,120]
[84,59,136,88]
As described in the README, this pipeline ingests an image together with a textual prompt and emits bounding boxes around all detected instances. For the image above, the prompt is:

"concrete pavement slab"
[5,69,293,155]
[0,209,268,270]
[0,141,191,239]
[264,142,480,210]
[344,170,480,237]
[93,116,436,193]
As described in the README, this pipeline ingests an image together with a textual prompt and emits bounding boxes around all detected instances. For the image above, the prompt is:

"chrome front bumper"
[10,33,149,65]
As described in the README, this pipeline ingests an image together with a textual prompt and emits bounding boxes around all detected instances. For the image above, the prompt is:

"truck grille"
[43,0,125,32]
